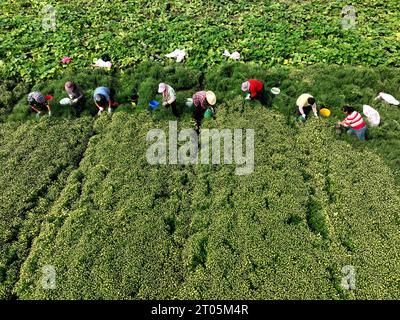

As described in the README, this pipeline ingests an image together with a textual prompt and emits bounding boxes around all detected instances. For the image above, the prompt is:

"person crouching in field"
[296,93,318,121]
[28,92,52,118]
[242,79,266,102]
[93,86,118,115]
[337,106,367,141]
[65,81,85,116]
[192,91,217,135]
[158,83,178,117]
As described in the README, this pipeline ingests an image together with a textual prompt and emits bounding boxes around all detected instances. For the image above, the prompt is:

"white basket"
[271,87,281,95]
[186,98,194,108]
[60,98,72,106]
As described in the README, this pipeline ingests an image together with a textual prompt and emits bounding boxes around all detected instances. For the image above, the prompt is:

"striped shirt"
[162,85,176,104]
[28,92,46,105]
[343,111,366,130]
[192,91,207,109]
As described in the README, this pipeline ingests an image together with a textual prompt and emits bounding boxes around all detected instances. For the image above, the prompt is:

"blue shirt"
[93,87,110,102]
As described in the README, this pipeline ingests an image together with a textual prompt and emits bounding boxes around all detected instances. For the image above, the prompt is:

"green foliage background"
[1,0,400,82]
[1,62,399,298]
[13,105,400,300]
[0,0,399,300]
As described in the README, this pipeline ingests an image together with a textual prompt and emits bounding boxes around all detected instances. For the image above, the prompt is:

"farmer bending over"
[242,79,266,103]
[158,83,178,117]
[93,86,118,115]
[296,93,318,120]
[65,81,85,116]
[28,92,51,118]
[337,106,367,141]
[192,91,217,135]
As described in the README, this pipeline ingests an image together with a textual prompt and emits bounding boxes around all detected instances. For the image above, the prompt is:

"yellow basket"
[320,108,331,118]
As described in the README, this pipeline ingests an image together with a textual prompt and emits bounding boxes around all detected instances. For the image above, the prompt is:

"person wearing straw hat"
[296,93,318,120]
[64,81,85,116]
[93,86,118,115]
[158,83,178,117]
[28,91,52,117]
[241,79,266,103]
[192,90,217,134]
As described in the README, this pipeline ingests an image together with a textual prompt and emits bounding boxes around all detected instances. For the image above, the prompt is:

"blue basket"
[149,100,160,110]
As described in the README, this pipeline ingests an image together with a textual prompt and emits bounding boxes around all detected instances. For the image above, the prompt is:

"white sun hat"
[206,91,217,106]
[158,83,167,94]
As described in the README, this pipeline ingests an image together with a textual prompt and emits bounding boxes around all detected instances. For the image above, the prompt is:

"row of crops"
[4,102,398,299]
[1,61,399,299]
[1,0,399,300]
[2,62,400,184]
[0,118,93,298]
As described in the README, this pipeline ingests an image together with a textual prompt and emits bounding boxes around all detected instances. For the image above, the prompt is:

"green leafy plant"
[1,0,399,82]
[1,0,400,301]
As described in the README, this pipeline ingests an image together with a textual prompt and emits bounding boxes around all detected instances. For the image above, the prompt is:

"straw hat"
[158,83,167,93]
[241,81,250,92]
[206,91,216,106]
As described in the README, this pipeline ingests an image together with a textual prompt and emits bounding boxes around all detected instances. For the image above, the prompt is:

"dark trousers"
[73,98,85,117]
[109,88,119,107]
[192,105,217,135]
[110,88,116,101]
[254,87,271,107]
[166,101,179,117]
[296,105,312,116]
[193,106,206,135]
[29,104,47,115]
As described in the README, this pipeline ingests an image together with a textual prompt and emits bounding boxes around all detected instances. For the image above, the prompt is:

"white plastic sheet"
[223,50,240,61]
[363,104,380,127]
[92,58,112,68]
[374,92,399,106]
[165,49,186,63]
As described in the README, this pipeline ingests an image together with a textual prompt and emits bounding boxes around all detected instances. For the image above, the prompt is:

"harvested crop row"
[0,118,93,299]
[14,100,400,299]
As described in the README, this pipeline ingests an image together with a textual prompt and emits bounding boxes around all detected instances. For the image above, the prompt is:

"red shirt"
[248,80,264,98]
[343,111,366,130]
